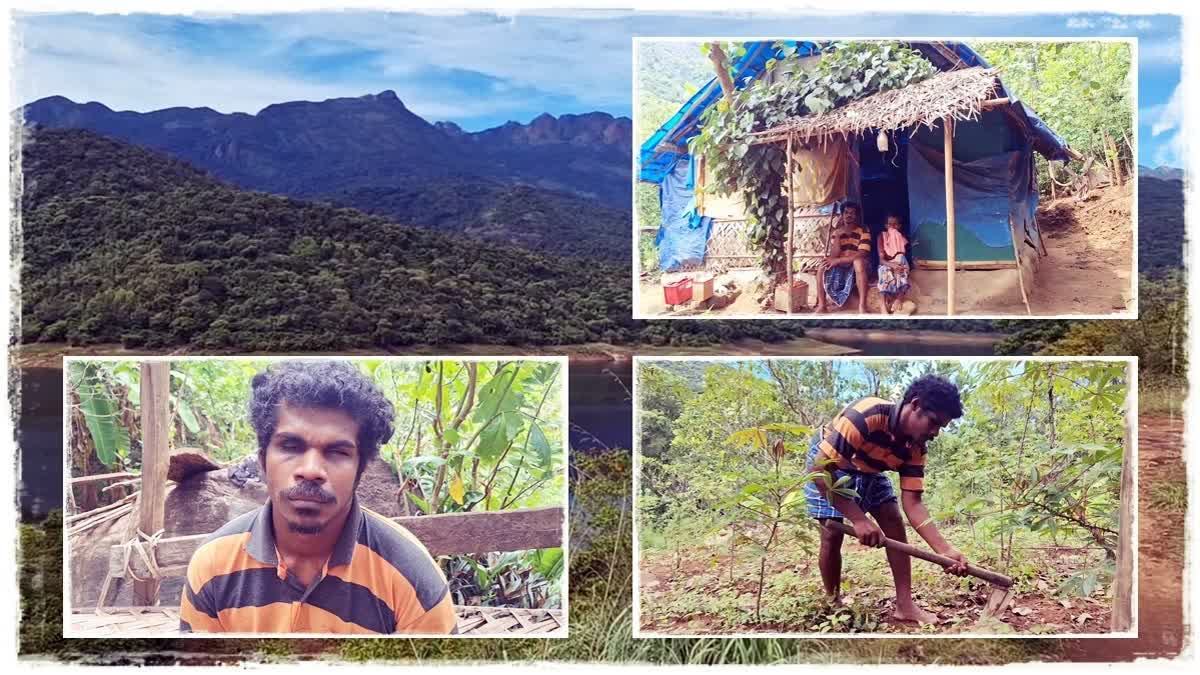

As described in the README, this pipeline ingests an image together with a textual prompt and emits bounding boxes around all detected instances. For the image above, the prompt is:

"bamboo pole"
[64,491,139,524]
[134,362,170,606]
[943,117,956,315]
[1009,219,1032,315]
[70,471,139,485]
[786,133,795,315]
[980,97,1010,109]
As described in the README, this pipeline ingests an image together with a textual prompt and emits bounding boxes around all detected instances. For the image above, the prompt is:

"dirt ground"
[639,415,1182,647]
[640,542,1112,636]
[638,182,1133,318]
[1060,415,1186,660]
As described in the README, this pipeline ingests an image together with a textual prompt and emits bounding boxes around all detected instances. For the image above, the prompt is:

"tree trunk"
[1111,412,1134,632]
[1047,379,1056,449]
[756,556,768,623]
[707,44,737,108]
[1103,131,1123,186]
[755,517,781,623]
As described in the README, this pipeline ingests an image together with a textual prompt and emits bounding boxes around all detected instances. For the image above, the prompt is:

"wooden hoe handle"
[824,520,1013,588]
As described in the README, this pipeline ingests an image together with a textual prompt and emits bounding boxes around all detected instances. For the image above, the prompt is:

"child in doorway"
[877,213,911,314]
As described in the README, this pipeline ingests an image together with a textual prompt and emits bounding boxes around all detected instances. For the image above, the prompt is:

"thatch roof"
[749,67,1002,145]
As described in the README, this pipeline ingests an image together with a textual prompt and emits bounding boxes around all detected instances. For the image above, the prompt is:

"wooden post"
[1009,219,1032,315]
[1049,162,1058,201]
[134,362,170,606]
[1111,396,1134,632]
[786,133,795,315]
[943,117,957,316]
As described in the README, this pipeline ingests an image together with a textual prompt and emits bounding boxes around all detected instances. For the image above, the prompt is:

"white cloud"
[1138,38,1181,67]
[1066,17,1096,29]
[1138,103,1164,126]
[1150,82,1182,137]
[1152,130,1183,168]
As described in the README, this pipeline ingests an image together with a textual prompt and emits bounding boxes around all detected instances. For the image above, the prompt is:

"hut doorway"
[858,129,910,271]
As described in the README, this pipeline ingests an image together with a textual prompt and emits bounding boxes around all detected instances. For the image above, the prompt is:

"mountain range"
[19,92,634,244]
[1138,164,1185,182]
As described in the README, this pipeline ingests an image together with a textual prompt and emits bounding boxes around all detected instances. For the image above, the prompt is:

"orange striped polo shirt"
[179,498,456,634]
[816,396,927,491]
[834,225,872,255]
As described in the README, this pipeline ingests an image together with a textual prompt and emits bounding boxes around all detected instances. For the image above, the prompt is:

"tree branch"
[449,363,478,431]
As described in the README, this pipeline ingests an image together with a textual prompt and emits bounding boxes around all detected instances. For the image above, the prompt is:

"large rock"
[69,473,267,608]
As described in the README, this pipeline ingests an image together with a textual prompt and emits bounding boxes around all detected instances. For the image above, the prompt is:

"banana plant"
[68,362,133,468]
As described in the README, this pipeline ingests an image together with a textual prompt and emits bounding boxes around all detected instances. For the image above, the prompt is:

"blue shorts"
[804,441,897,520]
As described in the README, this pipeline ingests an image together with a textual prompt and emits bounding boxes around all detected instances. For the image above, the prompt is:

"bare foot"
[813,303,828,314]
[858,303,868,314]
[892,605,940,624]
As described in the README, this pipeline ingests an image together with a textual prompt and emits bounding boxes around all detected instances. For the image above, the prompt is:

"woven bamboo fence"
[69,606,566,637]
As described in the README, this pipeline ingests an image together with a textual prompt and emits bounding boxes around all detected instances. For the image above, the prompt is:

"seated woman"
[877,213,911,314]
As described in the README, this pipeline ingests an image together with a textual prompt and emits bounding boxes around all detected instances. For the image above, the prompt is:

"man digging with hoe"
[804,374,970,624]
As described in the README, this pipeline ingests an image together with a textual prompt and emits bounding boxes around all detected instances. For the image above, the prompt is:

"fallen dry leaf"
[1059,599,1074,609]
[1075,613,1093,624]
[1012,606,1033,616]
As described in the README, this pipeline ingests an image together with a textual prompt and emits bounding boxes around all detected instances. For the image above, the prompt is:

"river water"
[17,330,1000,520]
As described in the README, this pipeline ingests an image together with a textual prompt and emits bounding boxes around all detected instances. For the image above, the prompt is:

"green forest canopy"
[22,127,1016,350]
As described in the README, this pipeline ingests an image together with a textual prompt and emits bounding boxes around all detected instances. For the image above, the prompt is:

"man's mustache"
[283,481,337,504]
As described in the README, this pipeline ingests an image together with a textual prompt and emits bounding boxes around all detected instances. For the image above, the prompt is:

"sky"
[11,10,1183,167]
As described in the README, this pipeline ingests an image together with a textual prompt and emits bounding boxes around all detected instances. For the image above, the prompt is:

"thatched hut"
[640,41,1076,314]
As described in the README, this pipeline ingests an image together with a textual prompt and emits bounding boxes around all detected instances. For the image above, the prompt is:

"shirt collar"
[246,496,363,569]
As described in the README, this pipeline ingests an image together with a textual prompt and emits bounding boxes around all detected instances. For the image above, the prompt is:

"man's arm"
[900,489,968,575]
[395,588,457,634]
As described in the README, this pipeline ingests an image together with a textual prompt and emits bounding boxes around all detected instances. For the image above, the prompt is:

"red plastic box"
[663,278,693,305]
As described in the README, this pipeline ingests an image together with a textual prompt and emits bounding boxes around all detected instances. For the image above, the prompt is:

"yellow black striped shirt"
[834,225,872,255]
[180,498,456,634]
[816,396,927,491]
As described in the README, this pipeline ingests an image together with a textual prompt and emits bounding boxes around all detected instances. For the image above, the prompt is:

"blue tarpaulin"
[656,157,712,271]
[909,142,1015,249]
[639,41,824,184]
[907,132,1039,262]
